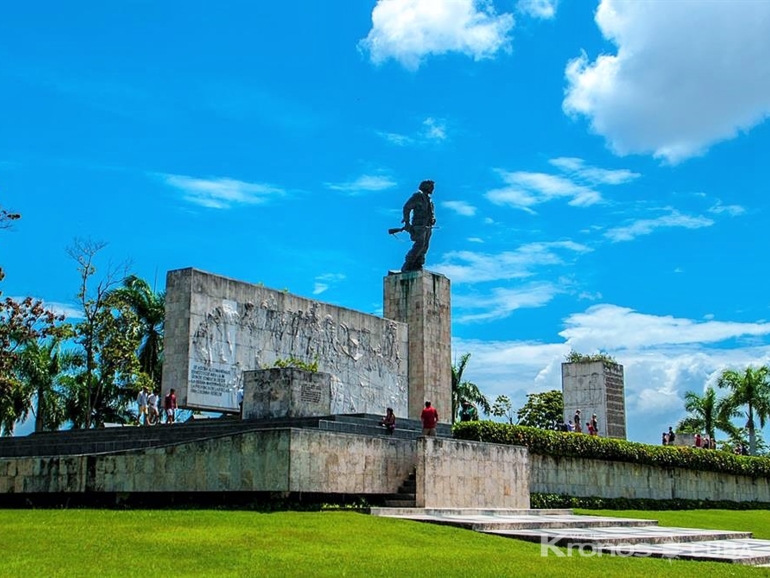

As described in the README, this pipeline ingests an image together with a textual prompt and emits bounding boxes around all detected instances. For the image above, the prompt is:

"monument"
[562,359,627,439]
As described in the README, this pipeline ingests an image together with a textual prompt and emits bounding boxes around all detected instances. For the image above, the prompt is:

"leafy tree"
[66,239,144,428]
[110,275,165,389]
[515,390,564,429]
[0,209,67,434]
[451,353,490,423]
[717,366,770,456]
[676,385,737,441]
[565,350,617,364]
[491,394,515,424]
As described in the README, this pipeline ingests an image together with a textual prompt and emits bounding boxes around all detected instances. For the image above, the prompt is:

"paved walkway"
[368,508,770,565]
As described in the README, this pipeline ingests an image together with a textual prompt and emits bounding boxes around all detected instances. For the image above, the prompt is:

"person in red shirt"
[420,401,439,436]
[164,388,177,424]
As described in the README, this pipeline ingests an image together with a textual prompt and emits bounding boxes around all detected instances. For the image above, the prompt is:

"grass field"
[3,509,770,577]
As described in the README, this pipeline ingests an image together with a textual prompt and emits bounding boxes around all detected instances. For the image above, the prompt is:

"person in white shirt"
[136,387,149,426]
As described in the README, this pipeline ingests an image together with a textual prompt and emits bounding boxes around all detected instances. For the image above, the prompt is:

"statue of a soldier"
[399,179,436,272]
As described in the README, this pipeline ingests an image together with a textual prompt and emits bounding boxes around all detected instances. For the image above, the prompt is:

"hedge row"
[531,493,770,511]
[452,421,770,479]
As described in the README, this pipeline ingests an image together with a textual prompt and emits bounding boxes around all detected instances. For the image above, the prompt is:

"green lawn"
[2,509,770,577]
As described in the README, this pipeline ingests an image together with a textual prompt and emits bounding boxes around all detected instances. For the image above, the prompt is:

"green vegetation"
[1,213,166,434]
[2,509,770,577]
[564,350,617,364]
[534,493,770,510]
[270,355,319,373]
[451,352,490,423]
[453,420,770,478]
[515,389,564,429]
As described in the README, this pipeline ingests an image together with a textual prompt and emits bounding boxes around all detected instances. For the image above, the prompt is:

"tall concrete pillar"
[383,270,451,423]
[562,361,627,439]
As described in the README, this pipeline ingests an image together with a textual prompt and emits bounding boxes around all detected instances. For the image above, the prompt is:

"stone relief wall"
[163,269,409,416]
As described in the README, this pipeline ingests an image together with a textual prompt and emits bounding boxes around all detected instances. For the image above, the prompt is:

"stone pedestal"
[562,361,627,439]
[242,368,332,419]
[383,270,451,423]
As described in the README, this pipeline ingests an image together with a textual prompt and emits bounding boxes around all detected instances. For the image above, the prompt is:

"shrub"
[452,421,770,478]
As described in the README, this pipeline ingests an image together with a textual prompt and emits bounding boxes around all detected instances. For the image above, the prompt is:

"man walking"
[420,400,439,436]
[136,386,149,426]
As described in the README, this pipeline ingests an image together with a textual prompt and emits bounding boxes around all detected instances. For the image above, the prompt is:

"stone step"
[369,508,575,517]
[383,499,417,508]
[597,538,770,565]
[487,526,753,546]
[367,510,770,565]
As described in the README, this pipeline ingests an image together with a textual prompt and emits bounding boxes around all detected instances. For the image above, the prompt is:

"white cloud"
[549,157,639,185]
[604,208,713,242]
[378,117,449,146]
[563,0,770,163]
[709,202,745,217]
[560,304,770,351]
[454,283,561,322]
[312,273,346,295]
[360,0,515,70]
[467,237,484,243]
[486,157,638,212]
[159,173,285,209]
[422,117,447,141]
[325,174,397,194]
[434,240,591,283]
[442,200,477,216]
[517,0,558,20]
[454,304,770,444]
[376,131,414,146]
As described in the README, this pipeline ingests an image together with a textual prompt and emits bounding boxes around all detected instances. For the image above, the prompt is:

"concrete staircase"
[0,413,452,458]
[382,469,417,508]
[368,508,770,565]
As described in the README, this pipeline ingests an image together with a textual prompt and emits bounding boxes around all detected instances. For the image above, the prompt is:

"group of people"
[661,426,677,445]
[136,387,177,426]
[556,409,599,435]
[693,432,717,450]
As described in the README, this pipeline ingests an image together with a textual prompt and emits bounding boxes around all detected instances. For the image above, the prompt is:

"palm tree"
[451,353,490,423]
[678,385,737,441]
[110,275,165,389]
[17,338,80,432]
[718,366,770,456]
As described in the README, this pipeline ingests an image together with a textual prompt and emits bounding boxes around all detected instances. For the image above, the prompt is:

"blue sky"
[2,0,770,444]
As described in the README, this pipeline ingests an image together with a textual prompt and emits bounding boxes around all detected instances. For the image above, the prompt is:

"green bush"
[452,421,770,478]
[531,493,770,511]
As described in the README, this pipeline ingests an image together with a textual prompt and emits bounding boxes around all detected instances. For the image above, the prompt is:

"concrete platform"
[369,508,770,565]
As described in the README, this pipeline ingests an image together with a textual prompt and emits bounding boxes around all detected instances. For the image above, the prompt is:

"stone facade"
[163,268,409,417]
[415,437,530,508]
[242,369,332,420]
[529,454,770,502]
[383,271,451,422]
[562,361,627,439]
[0,432,529,508]
[0,430,414,496]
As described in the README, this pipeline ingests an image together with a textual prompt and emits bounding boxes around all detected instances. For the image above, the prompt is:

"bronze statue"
[390,180,436,272]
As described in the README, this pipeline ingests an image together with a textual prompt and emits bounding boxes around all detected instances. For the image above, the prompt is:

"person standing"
[573,409,582,433]
[420,401,439,436]
[136,387,149,426]
[459,400,478,422]
[164,388,177,424]
[147,390,159,425]
[400,180,436,272]
[591,413,599,436]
